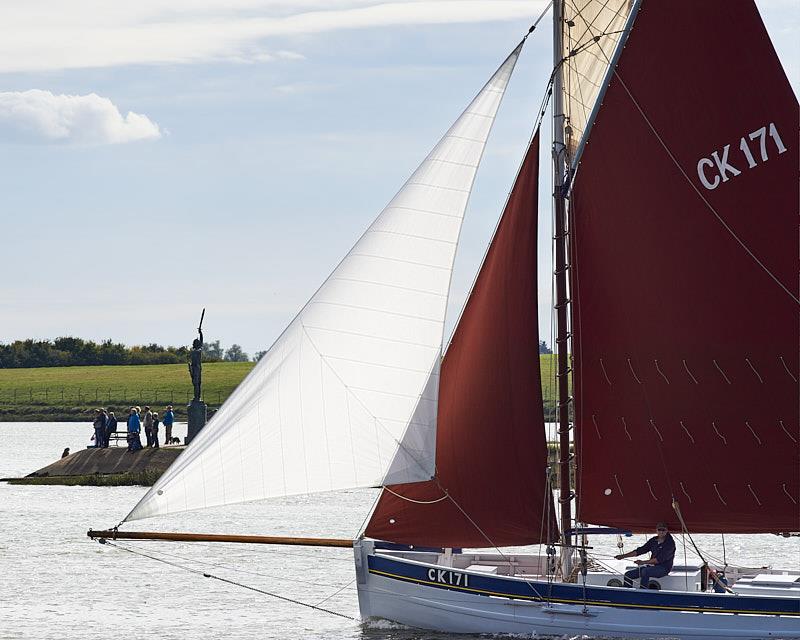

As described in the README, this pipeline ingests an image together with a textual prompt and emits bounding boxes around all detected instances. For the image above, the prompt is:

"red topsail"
[366,131,558,547]
[570,0,799,533]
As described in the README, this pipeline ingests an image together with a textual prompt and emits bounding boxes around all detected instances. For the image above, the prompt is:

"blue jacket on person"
[163,410,174,426]
[127,414,141,433]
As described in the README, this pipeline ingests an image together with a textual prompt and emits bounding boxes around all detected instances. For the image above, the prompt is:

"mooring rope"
[97,539,357,621]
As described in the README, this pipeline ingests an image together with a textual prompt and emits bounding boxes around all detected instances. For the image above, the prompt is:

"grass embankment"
[6,471,162,486]
[0,362,254,422]
[0,356,565,422]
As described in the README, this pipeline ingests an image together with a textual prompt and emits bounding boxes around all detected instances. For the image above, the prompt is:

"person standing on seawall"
[127,407,143,452]
[106,411,118,445]
[163,405,175,444]
[151,412,160,448]
[92,409,105,448]
[142,406,154,447]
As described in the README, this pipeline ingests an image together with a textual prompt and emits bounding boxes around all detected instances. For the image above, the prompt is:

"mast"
[551,0,573,574]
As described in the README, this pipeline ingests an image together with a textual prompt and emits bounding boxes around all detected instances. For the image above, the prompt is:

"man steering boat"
[615,522,676,588]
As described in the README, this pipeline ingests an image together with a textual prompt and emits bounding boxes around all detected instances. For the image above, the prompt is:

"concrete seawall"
[1,447,183,485]
[29,446,182,477]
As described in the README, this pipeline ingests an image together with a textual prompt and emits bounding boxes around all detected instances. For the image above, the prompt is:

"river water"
[1,422,797,640]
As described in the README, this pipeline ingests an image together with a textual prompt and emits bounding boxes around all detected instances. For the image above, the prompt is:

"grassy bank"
[0,362,254,422]
[6,471,162,486]
[0,356,565,422]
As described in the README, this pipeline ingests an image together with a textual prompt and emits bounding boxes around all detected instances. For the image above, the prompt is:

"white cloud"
[0,90,161,144]
[0,1,543,72]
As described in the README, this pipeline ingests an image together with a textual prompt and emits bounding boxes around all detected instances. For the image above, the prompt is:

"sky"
[1,0,797,359]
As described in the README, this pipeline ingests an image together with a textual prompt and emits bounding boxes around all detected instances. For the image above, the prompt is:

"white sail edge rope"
[124,42,524,522]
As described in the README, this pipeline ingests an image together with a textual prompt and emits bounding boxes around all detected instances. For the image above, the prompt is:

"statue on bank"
[189,309,205,401]
[186,308,208,444]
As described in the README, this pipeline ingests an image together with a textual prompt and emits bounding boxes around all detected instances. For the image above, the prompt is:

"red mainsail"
[570,0,799,533]
[366,131,558,547]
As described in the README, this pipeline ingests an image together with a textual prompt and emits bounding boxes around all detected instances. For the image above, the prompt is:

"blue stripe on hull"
[368,554,800,617]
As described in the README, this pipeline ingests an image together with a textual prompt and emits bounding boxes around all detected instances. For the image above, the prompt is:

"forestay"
[125,44,523,522]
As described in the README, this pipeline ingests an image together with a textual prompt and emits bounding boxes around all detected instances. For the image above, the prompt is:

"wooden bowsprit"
[87,529,353,547]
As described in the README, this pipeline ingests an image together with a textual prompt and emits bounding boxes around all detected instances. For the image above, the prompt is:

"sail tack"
[366,131,559,548]
[125,44,523,522]
[570,0,799,533]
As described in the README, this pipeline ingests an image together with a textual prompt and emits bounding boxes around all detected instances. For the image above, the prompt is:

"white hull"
[354,541,800,639]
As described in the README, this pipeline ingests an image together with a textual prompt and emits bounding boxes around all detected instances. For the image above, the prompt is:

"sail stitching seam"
[323,354,433,375]
[384,204,460,219]
[301,324,439,349]
[366,229,456,246]
[348,252,451,271]
[405,181,470,194]
[462,110,496,120]
[329,275,448,297]
[443,133,488,144]
[427,157,478,169]
[346,385,434,401]
[309,300,444,323]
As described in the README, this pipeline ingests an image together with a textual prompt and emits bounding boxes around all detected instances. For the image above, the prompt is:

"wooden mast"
[552,0,574,576]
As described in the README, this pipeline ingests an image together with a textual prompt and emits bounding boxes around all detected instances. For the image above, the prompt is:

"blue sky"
[1,1,797,358]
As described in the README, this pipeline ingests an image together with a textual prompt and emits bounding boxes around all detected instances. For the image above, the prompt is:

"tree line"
[0,337,255,369]
[0,337,553,369]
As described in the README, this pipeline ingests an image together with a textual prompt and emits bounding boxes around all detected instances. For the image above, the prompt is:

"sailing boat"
[89,0,799,637]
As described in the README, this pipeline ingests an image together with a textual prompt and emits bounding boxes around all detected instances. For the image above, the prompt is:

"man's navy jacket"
[634,533,676,572]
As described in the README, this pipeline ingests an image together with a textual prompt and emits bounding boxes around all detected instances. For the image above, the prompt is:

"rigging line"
[682,530,689,591]
[118,541,350,588]
[433,477,549,603]
[610,70,799,305]
[383,485,448,504]
[355,486,383,539]
[721,533,728,569]
[204,573,357,621]
[567,29,626,60]
[566,0,621,48]
[99,539,358,621]
[528,0,554,36]
[236,546,352,563]
[314,577,357,608]
[671,498,734,594]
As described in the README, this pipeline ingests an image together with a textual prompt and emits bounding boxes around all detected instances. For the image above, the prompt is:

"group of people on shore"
[91,409,118,448]
[91,405,175,452]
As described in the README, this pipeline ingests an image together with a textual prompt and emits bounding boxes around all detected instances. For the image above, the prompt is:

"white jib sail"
[125,43,523,522]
